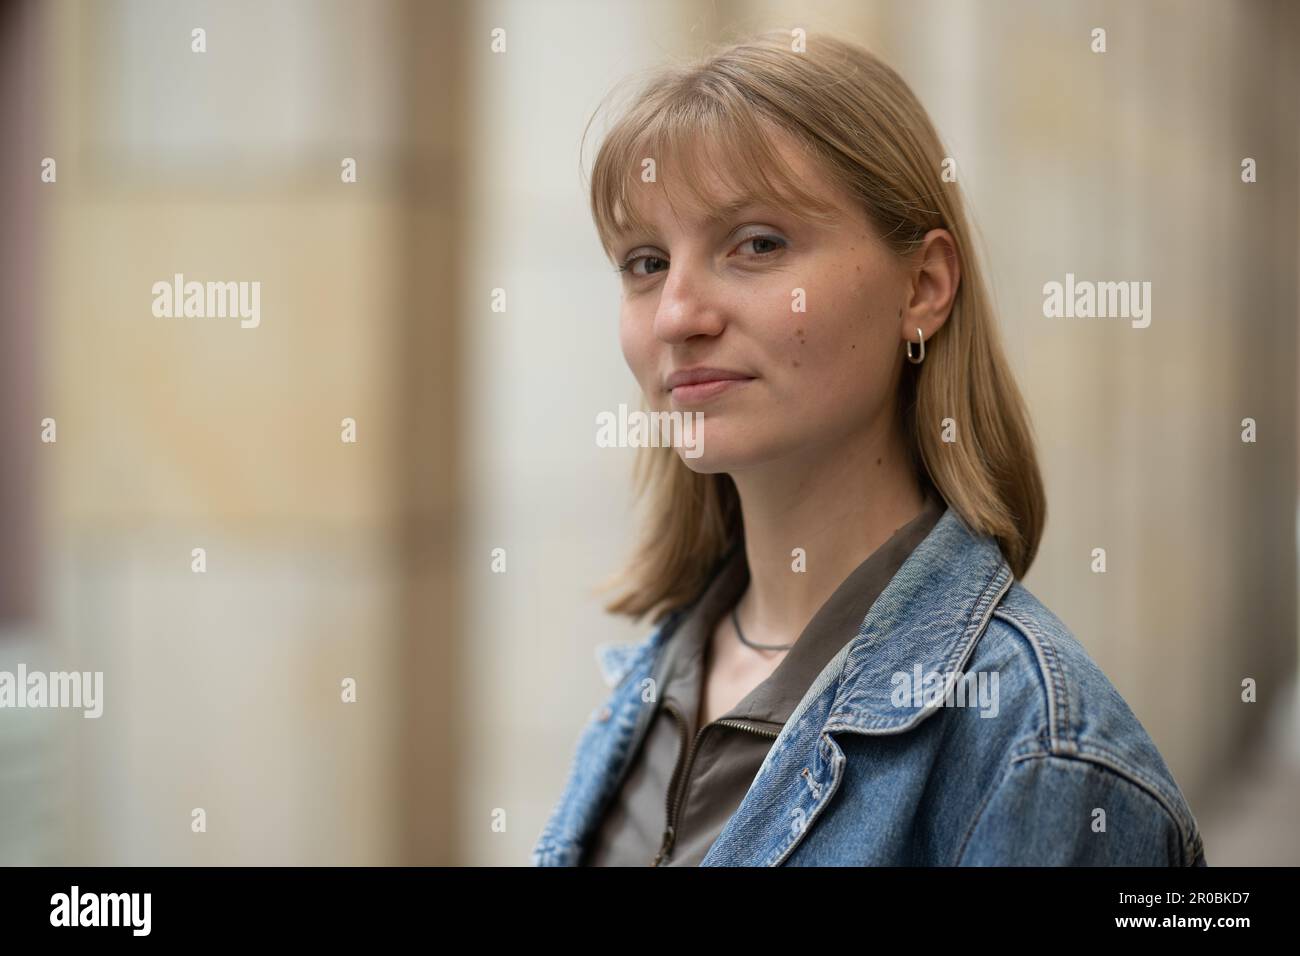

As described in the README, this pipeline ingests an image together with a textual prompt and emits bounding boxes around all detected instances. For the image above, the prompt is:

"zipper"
[650,707,783,866]
[715,718,781,739]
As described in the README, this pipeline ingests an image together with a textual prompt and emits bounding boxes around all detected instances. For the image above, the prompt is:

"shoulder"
[593,606,687,689]
[952,579,1205,865]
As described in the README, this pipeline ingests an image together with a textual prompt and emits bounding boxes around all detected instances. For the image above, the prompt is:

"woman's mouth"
[664,367,756,405]
[669,378,753,403]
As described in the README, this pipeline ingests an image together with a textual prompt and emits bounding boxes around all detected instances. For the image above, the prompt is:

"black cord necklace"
[731,605,794,651]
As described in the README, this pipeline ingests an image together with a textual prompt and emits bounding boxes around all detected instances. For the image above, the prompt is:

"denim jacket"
[533,505,1208,866]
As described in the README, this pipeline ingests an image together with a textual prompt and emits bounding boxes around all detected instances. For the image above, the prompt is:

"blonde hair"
[584,30,1045,624]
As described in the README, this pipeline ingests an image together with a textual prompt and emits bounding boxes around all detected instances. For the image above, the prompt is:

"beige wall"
[8,0,466,864]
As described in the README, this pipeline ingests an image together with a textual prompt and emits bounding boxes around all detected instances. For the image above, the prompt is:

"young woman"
[533,31,1206,866]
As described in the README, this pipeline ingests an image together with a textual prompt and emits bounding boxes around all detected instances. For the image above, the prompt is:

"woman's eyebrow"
[698,195,776,225]
[658,196,782,234]
[612,194,795,249]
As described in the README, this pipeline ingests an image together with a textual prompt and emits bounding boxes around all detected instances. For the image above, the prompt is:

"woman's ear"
[900,228,960,343]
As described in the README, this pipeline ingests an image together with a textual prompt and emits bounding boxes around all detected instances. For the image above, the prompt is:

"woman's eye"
[734,234,786,257]
[619,234,785,278]
[624,255,668,277]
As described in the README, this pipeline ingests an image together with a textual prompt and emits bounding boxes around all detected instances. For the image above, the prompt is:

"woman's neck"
[729,423,926,648]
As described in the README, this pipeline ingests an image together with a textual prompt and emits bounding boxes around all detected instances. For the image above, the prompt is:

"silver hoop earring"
[905,326,926,364]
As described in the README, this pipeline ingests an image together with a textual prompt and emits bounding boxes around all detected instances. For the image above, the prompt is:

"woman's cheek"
[781,302,844,375]
[618,316,657,400]
[796,309,875,402]
[617,312,641,369]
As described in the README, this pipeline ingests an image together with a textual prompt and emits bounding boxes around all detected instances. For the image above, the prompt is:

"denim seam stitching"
[766,735,846,866]
[951,751,1021,865]
[1013,745,1199,859]
[951,561,1015,675]
[991,605,1073,751]
[955,749,1191,865]
[1007,750,1200,865]
[828,560,1013,734]
[991,607,1200,862]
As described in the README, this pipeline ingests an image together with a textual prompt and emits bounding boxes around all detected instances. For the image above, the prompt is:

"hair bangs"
[589,81,841,263]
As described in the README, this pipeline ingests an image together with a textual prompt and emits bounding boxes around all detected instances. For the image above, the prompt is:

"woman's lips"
[669,377,754,404]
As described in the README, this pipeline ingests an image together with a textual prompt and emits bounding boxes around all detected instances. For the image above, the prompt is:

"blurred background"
[0,0,1296,865]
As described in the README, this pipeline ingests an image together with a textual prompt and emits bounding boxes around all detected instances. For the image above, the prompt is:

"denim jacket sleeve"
[947,599,1209,867]
[955,750,1207,865]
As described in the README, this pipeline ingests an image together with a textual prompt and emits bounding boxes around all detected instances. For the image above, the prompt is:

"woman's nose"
[652,262,727,344]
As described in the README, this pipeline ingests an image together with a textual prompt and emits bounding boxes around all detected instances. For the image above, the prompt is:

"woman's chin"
[673,430,789,475]
[676,448,725,474]
[674,442,750,475]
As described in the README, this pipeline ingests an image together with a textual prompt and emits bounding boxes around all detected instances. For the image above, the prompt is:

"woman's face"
[615,129,916,474]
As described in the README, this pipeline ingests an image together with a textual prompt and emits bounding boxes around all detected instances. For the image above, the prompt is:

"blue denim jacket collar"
[825,507,1012,733]
[536,504,1013,866]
